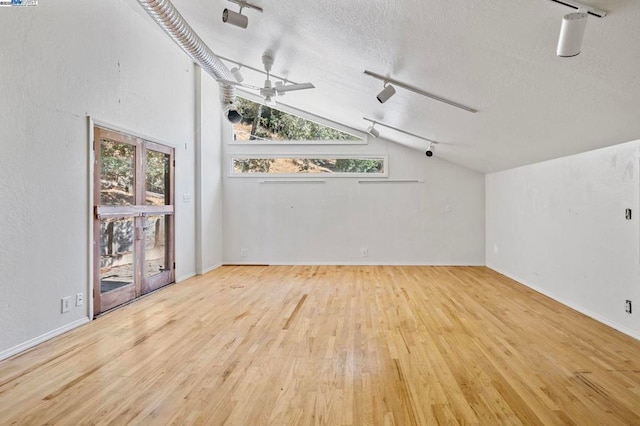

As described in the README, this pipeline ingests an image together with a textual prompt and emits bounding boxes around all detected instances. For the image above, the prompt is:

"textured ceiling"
[166,0,640,172]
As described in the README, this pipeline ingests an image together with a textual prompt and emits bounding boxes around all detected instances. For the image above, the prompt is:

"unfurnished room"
[1,0,640,424]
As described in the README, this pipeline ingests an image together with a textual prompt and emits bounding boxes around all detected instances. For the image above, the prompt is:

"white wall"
[0,0,222,358]
[195,68,224,274]
[486,139,640,339]
[223,133,486,265]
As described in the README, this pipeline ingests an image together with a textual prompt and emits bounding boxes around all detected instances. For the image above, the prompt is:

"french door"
[93,126,175,316]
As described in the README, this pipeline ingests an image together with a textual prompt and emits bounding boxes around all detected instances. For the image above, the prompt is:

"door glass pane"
[146,150,170,206]
[100,217,134,293]
[145,215,168,278]
[100,140,135,205]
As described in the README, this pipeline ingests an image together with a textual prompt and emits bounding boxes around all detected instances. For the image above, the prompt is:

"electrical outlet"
[76,293,84,306]
[61,297,71,313]
[240,248,248,258]
[625,300,632,314]
[362,248,368,257]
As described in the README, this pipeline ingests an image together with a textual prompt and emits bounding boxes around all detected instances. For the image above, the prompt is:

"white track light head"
[222,8,248,29]
[230,67,244,82]
[557,11,588,57]
[366,125,380,138]
[425,144,435,157]
[376,84,396,103]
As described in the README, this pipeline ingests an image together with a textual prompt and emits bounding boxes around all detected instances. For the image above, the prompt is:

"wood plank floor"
[1,266,639,425]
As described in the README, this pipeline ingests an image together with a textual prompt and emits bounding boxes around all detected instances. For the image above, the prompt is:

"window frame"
[91,121,176,317]
[228,154,389,178]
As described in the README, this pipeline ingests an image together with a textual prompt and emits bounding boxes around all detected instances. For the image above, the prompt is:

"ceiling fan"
[219,53,315,105]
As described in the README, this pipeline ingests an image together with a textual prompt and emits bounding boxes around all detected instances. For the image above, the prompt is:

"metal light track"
[219,56,304,86]
[363,117,439,145]
[363,70,477,113]
[227,0,263,13]
[549,0,607,18]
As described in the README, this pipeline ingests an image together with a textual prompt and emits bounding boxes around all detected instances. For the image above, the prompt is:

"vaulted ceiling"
[167,0,640,172]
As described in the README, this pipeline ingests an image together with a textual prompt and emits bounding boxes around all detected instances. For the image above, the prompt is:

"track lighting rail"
[219,56,304,86]
[363,70,477,113]
[363,117,440,145]
[227,0,263,13]
[549,0,606,18]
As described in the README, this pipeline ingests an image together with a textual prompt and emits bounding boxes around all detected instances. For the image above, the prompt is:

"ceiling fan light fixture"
[376,83,396,104]
[222,8,248,29]
[218,53,315,105]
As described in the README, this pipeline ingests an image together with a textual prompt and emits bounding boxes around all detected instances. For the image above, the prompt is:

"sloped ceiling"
[168,0,640,173]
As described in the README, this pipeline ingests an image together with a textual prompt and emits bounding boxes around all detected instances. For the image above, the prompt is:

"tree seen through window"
[233,97,361,142]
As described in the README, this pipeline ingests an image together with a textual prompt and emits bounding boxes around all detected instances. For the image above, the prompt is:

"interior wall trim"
[488,265,640,341]
[0,317,90,362]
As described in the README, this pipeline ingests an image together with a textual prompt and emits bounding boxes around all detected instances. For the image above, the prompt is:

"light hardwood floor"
[1,266,639,425]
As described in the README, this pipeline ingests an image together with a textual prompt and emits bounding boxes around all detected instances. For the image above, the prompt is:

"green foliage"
[334,159,383,173]
[100,140,168,204]
[233,157,384,174]
[234,158,275,173]
[298,159,312,172]
[235,97,360,141]
[101,141,133,188]
[146,151,168,194]
[232,98,381,175]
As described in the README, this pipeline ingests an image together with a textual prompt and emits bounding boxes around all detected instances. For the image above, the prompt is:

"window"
[230,156,387,177]
[232,97,363,144]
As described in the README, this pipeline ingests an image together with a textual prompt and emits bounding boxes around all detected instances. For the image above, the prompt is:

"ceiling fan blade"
[215,79,262,91]
[275,82,315,93]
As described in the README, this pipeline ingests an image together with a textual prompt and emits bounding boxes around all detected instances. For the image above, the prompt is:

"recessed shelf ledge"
[259,179,327,184]
[358,179,424,184]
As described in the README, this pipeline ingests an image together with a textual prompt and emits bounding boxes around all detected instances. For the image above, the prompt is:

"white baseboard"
[0,317,91,362]
[176,272,196,283]
[198,263,222,275]
[223,261,485,266]
[488,265,640,342]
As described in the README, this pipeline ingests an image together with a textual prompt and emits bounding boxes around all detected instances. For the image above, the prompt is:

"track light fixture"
[222,0,263,29]
[549,0,606,57]
[376,83,396,104]
[425,144,435,157]
[364,70,477,113]
[363,118,440,155]
[222,9,248,28]
[366,124,380,138]
[557,11,588,57]
[230,66,244,82]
